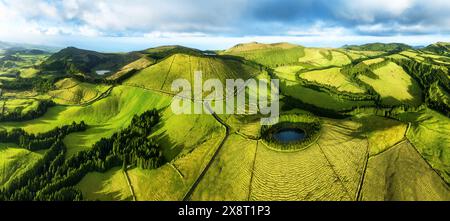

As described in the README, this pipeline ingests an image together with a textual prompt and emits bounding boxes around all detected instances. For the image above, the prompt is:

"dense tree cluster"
[390,58,450,91]
[0,77,55,92]
[343,43,412,52]
[427,82,450,117]
[0,100,55,122]
[0,121,87,151]
[294,76,378,102]
[346,104,427,119]
[0,122,87,201]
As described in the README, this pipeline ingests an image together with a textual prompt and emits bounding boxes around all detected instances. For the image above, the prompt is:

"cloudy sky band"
[1,0,449,51]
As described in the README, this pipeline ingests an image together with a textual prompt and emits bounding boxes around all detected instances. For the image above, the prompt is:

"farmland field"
[250,117,367,201]
[360,141,450,201]
[297,49,351,67]
[49,78,111,105]
[282,80,375,110]
[397,109,450,184]
[0,143,43,188]
[359,62,423,106]
[76,167,133,201]
[299,67,365,93]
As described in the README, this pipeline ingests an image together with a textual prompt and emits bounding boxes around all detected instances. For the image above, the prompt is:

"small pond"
[96,70,110,75]
[273,128,306,143]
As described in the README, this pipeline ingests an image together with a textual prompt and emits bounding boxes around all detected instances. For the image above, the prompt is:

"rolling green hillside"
[40,47,141,76]
[1,42,450,201]
[343,43,412,52]
[423,42,450,55]
[222,42,306,67]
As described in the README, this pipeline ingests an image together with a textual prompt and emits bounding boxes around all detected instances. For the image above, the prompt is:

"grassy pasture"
[79,110,225,201]
[1,98,40,116]
[397,109,450,184]
[429,83,450,109]
[274,65,305,81]
[190,134,258,201]
[360,141,450,200]
[150,106,225,160]
[400,51,425,62]
[315,118,368,199]
[362,58,385,65]
[338,49,384,61]
[3,44,450,202]
[359,62,422,106]
[1,86,172,158]
[125,53,261,94]
[69,96,227,201]
[49,78,110,105]
[297,49,351,67]
[0,143,43,188]
[359,115,408,156]
[250,117,368,201]
[76,167,133,201]
[299,67,365,93]
[107,57,155,80]
[224,45,305,67]
[281,80,374,111]
[19,68,39,78]
[127,126,225,201]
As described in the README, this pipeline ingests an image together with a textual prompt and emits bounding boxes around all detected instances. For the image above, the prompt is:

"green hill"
[222,42,305,67]
[423,42,450,55]
[125,53,262,93]
[343,43,412,52]
[141,45,205,59]
[40,47,142,76]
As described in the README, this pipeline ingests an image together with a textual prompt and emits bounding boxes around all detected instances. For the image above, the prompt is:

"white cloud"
[286,22,349,36]
[0,0,450,50]
[336,0,415,22]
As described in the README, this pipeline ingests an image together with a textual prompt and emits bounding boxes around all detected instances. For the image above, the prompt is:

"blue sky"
[0,0,449,51]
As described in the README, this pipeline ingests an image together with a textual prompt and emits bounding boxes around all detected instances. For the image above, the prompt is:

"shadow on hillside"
[150,121,184,162]
[382,96,403,106]
[341,114,410,144]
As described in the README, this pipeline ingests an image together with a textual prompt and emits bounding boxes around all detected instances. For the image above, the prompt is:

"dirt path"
[123,169,137,201]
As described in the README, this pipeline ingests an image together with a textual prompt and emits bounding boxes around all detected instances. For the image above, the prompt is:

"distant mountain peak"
[342,42,412,52]
[227,42,301,53]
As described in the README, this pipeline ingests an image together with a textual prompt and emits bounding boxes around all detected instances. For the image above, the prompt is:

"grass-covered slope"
[76,167,133,201]
[48,78,111,105]
[358,62,423,106]
[222,42,305,67]
[343,43,412,52]
[125,53,262,93]
[40,47,141,76]
[423,42,450,55]
[360,141,450,201]
[0,143,43,189]
[397,109,450,184]
[299,67,365,93]
[0,86,173,158]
